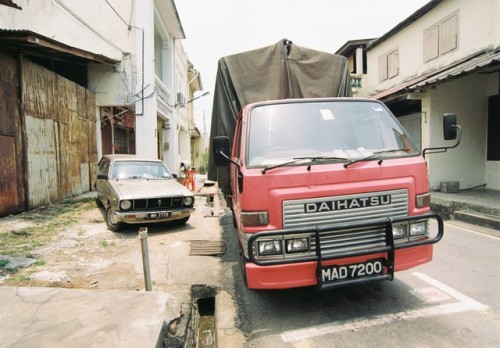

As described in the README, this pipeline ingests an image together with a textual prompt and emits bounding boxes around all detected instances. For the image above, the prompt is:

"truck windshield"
[246,100,418,168]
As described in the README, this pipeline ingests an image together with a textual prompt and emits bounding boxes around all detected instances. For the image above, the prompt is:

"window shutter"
[388,49,399,78]
[378,54,388,81]
[440,14,458,54]
[424,25,439,62]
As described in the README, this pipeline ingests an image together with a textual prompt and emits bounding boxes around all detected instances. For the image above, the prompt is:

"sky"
[175,0,432,132]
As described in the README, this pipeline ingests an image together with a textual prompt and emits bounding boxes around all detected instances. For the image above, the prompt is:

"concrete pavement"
[0,175,245,347]
[0,286,168,348]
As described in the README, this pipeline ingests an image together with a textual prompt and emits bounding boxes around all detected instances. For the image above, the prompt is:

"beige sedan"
[95,154,195,232]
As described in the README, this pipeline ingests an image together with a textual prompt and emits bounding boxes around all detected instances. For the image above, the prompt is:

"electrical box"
[440,181,460,193]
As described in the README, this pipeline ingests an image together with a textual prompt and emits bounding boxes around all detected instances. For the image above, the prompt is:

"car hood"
[109,179,193,199]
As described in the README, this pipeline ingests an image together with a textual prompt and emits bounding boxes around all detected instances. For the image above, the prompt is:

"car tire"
[95,196,103,208]
[173,216,190,225]
[105,206,124,232]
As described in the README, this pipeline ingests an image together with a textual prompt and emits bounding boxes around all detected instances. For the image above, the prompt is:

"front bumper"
[112,208,194,224]
[246,213,444,290]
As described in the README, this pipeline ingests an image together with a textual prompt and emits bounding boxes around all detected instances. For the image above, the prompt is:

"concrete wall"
[424,74,490,190]
[134,0,157,159]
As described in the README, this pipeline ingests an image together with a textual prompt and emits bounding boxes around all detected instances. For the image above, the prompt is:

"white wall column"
[135,0,157,158]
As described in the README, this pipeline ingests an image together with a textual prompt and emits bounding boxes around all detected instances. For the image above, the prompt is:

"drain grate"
[189,240,227,256]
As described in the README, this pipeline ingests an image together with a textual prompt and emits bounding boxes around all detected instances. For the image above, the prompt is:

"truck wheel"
[231,209,237,228]
[239,246,249,287]
[105,206,124,232]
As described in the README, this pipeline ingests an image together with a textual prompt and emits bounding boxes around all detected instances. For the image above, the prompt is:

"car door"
[95,157,111,203]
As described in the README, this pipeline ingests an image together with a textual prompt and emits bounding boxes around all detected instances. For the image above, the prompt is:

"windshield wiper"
[262,156,347,174]
[343,149,410,168]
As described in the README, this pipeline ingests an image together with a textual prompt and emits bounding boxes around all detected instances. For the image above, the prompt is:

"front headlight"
[183,196,194,206]
[392,224,407,239]
[120,200,132,210]
[410,221,428,237]
[285,237,309,253]
[258,240,282,256]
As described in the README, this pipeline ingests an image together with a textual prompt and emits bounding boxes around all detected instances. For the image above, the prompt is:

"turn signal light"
[416,193,431,208]
[240,211,269,226]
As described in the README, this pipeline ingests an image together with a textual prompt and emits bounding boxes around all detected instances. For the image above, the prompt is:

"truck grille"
[283,189,408,255]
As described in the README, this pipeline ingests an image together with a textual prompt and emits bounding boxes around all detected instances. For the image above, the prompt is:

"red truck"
[209,40,460,290]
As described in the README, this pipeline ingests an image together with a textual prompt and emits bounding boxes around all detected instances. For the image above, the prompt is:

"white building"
[0,0,199,214]
[339,0,500,191]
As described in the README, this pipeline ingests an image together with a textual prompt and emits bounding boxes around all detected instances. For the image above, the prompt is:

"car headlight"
[258,240,282,256]
[120,200,132,210]
[183,196,194,206]
[410,221,428,237]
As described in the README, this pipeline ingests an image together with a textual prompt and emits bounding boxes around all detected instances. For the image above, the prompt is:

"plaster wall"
[366,0,499,93]
[0,0,132,61]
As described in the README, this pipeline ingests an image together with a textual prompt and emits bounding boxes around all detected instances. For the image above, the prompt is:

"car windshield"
[246,100,418,168]
[111,161,172,179]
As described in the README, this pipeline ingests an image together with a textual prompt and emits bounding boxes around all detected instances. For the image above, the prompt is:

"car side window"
[99,159,110,176]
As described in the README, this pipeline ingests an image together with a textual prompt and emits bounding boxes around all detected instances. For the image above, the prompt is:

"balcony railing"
[351,74,363,89]
[155,76,173,116]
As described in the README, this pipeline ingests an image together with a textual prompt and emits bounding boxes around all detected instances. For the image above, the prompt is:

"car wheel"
[173,216,190,225]
[95,196,103,208]
[105,206,124,232]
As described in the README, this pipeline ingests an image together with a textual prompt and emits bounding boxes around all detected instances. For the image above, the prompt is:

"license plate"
[321,259,385,282]
[148,212,170,219]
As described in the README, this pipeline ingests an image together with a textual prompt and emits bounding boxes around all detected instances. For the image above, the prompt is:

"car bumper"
[112,208,194,224]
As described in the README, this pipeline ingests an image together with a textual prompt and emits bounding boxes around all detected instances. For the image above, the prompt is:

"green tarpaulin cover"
[208,39,352,193]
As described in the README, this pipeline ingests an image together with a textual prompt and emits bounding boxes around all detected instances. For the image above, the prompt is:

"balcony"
[155,76,173,117]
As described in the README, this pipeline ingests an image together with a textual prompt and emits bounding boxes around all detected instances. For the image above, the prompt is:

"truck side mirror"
[213,136,231,167]
[423,113,462,158]
[443,113,457,140]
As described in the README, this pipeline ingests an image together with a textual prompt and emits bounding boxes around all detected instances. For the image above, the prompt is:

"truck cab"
[213,98,450,290]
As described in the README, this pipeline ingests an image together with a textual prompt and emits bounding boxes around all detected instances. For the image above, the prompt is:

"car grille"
[133,197,185,211]
[283,189,408,256]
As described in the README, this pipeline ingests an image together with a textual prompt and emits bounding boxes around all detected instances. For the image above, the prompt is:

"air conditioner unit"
[176,93,186,107]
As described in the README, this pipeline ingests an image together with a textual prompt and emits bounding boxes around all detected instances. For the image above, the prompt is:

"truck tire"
[239,245,249,287]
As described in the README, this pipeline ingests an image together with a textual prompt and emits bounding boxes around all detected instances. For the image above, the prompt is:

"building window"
[424,12,459,62]
[487,95,500,161]
[378,48,399,81]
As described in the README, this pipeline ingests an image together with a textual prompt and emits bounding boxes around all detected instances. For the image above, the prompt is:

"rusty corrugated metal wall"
[22,58,97,209]
[0,52,25,216]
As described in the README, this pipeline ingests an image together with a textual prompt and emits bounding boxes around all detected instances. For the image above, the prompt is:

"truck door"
[231,120,243,222]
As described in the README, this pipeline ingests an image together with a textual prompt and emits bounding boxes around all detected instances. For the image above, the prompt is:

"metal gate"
[0,52,25,216]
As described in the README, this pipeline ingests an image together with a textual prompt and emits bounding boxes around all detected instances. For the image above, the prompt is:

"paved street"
[220,216,500,347]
